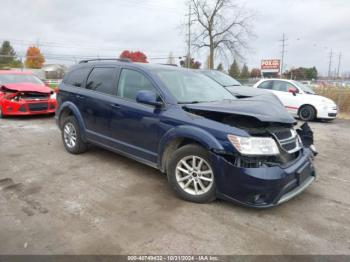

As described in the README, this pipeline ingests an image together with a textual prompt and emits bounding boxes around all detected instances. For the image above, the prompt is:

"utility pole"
[279,33,287,78]
[187,2,191,68]
[328,49,333,79]
[337,52,342,79]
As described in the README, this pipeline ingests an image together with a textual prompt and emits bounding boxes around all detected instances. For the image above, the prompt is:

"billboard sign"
[261,59,280,73]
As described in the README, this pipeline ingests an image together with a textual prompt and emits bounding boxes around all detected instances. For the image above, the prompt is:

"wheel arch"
[158,125,224,173]
[57,102,87,141]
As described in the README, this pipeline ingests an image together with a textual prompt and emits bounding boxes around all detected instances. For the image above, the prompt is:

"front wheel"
[298,105,316,121]
[167,144,216,203]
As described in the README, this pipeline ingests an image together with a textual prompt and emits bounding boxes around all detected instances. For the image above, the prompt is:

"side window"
[86,67,116,95]
[117,69,158,101]
[257,81,273,90]
[272,81,294,92]
[65,67,90,87]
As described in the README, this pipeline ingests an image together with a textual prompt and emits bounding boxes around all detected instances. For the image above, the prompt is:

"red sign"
[261,59,280,71]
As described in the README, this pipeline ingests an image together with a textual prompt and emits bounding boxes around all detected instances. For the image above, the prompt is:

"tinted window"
[86,67,116,95]
[272,81,295,92]
[257,81,273,90]
[65,68,90,87]
[117,69,157,101]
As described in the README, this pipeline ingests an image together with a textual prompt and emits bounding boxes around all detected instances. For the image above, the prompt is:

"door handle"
[76,95,85,100]
[110,103,121,109]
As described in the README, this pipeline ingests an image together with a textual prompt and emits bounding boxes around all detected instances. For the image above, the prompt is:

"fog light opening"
[253,194,267,204]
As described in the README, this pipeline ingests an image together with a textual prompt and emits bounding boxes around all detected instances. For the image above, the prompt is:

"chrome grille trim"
[272,129,302,154]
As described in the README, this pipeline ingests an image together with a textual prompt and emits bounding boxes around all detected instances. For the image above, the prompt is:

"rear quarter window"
[64,67,90,88]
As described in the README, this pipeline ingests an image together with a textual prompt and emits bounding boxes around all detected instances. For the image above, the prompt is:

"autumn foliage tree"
[25,46,45,69]
[250,68,261,78]
[119,50,148,63]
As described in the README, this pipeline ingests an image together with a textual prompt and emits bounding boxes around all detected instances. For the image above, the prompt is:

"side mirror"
[288,87,298,96]
[136,90,163,107]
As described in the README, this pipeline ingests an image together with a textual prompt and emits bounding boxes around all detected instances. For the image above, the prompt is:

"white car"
[253,79,338,121]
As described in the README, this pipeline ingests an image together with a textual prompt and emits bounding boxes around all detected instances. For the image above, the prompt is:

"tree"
[191,0,253,69]
[166,52,176,64]
[216,63,224,71]
[228,59,240,78]
[0,40,22,68]
[240,63,249,79]
[180,56,201,69]
[25,46,45,69]
[283,67,318,80]
[119,50,148,63]
[250,68,261,78]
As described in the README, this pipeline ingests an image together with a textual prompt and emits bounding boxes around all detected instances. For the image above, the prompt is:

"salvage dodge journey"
[56,59,317,208]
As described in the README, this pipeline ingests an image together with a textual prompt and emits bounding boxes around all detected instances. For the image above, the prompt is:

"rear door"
[80,66,119,138]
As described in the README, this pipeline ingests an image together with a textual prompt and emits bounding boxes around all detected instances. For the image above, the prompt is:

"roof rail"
[79,58,132,64]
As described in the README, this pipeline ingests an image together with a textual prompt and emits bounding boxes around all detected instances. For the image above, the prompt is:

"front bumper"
[317,104,338,119]
[212,148,316,208]
[1,99,57,116]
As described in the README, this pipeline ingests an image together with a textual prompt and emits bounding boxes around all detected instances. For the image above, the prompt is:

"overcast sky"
[1,0,349,76]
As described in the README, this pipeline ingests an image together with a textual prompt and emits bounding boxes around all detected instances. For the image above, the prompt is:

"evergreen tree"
[229,59,240,78]
[0,41,21,68]
[240,64,250,79]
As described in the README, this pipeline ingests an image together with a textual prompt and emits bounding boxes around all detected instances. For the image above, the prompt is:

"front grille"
[328,113,337,117]
[28,103,48,111]
[272,129,301,154]
[273,129,292,140]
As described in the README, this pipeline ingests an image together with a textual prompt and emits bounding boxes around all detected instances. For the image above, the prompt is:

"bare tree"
[191,0,253,69]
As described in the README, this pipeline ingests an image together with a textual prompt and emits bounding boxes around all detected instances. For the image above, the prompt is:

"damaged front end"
[0,85,57,116]
[183,101,317,207]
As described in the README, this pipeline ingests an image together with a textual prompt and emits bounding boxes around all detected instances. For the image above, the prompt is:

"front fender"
[158,125,225,167]
[56,101,87,141]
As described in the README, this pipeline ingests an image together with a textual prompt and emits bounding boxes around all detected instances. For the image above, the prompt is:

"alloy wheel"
[63,122,77,149]
[175,155,214,196]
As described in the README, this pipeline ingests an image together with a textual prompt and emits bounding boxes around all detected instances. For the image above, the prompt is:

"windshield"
[0,74,44,85]
[201,70,241,87]
[292,80,315,94]
[155,69,235,103]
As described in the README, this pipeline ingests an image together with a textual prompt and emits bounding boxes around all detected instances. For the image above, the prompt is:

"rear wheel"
[61,116,88,154]
[167,144,216,203]
[298,105,316,121]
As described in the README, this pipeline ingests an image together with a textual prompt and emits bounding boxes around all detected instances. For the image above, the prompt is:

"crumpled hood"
[0,82,51,94]
[184,94,296,124]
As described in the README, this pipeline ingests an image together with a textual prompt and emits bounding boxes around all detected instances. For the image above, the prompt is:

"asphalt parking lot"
[0,116,350,255]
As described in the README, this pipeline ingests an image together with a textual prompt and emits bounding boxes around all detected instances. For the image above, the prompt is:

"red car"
[0,70,57,118]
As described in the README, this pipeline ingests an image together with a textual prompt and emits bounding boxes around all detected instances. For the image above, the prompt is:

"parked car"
[0,70,57,118]
[56,59,317,208]
[200,70,274,98]
[253,79,338,121]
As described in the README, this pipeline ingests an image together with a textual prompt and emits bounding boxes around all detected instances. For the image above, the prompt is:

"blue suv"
[56,59,316,208]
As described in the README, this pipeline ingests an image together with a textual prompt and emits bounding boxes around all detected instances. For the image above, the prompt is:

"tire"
[0,106,4,118]
[61,116,88,154]
[167,144,216,203]
[298,105,316,121]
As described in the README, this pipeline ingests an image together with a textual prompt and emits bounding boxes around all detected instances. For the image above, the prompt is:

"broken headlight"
[227,135,279,156]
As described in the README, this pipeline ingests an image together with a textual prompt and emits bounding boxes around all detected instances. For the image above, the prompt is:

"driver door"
[109,68,164,163]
